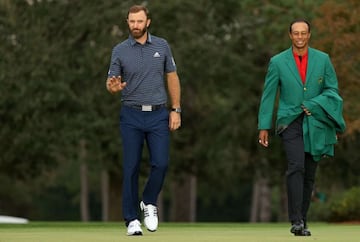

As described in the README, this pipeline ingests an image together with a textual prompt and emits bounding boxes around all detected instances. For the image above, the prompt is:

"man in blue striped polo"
[106,5,181,236]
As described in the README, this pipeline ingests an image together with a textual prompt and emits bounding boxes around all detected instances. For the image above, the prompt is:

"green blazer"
[302,89,346,160]
[258,47,345,159]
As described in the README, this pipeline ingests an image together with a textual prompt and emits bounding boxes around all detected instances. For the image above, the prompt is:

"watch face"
[172,108,181,113]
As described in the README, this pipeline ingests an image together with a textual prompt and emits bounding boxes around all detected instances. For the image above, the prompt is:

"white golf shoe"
[140,201,158,232]
[126,219,143,236]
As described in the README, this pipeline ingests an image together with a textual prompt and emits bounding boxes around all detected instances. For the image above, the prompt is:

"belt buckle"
[141,105,152,111]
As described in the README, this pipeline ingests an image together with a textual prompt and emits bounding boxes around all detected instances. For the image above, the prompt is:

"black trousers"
[280,115,318,224]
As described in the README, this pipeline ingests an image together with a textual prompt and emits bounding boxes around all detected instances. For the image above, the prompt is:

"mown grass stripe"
[0,222,359,242]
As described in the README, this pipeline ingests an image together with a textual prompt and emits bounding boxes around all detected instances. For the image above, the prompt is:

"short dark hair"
[127,5,150,19]
[289,19,311,33]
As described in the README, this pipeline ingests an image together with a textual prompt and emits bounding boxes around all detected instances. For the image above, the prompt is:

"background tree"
[309,0,360,202]
[0,0,133,220]
[313,0,360,134]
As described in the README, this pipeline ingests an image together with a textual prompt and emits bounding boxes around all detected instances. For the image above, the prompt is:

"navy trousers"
[119,106,170,223]
[279,115,318,224]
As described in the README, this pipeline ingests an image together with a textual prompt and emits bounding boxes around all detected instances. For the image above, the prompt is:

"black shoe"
[290,223,312,236]
[302,221,311,236]
[302,227,311,236]
[290,221,304,236]
[293,227,311,236]
[303,228,311,236]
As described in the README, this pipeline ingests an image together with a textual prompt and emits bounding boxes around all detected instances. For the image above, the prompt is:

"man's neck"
[293,46,308,56]
[135,32,148,45]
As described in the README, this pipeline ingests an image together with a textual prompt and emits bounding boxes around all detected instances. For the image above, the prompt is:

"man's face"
[289,22,311,49]
[127,10,150,39]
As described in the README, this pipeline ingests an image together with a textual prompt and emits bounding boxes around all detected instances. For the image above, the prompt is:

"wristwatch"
[171,107,182,113]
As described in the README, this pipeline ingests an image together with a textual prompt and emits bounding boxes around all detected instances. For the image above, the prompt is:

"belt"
[125,103,166,111]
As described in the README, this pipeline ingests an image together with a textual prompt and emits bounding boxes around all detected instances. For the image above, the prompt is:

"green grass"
[0,222,359,242]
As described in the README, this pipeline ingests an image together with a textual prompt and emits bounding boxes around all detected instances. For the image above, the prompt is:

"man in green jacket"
[258,19,345,236]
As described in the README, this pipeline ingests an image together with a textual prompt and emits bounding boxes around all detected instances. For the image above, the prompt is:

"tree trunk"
[250,176,271,222]
[101,169,109,221]
[250,178,260,222]
[79,139,89,222]
[279,181,288,222]
[170,174,197,222]
[108,170,123,221]
[259,178,271,222]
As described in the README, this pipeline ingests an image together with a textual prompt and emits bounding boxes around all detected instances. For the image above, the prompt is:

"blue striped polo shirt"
[107,33,177,106]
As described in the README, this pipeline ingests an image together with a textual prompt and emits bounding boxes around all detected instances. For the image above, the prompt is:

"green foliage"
[312,0,360,134]
[0,0,134,217]
[309,186,360,222]
[308,198,331,222]
[328,187,360,222]
[0,0,131,176]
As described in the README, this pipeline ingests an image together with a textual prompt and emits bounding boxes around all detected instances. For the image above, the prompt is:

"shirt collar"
[129,32,152,46]
[292,48,308,58]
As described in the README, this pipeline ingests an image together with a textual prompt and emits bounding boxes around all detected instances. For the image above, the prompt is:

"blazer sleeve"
[323,54,339,91]
[258,59,280,130]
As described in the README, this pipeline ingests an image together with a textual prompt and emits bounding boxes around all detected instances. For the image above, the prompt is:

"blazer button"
[304,87,307,91]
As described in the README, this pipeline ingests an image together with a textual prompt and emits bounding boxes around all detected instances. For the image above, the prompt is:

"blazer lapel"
[305,48,316,84]
[284,48,303,86]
